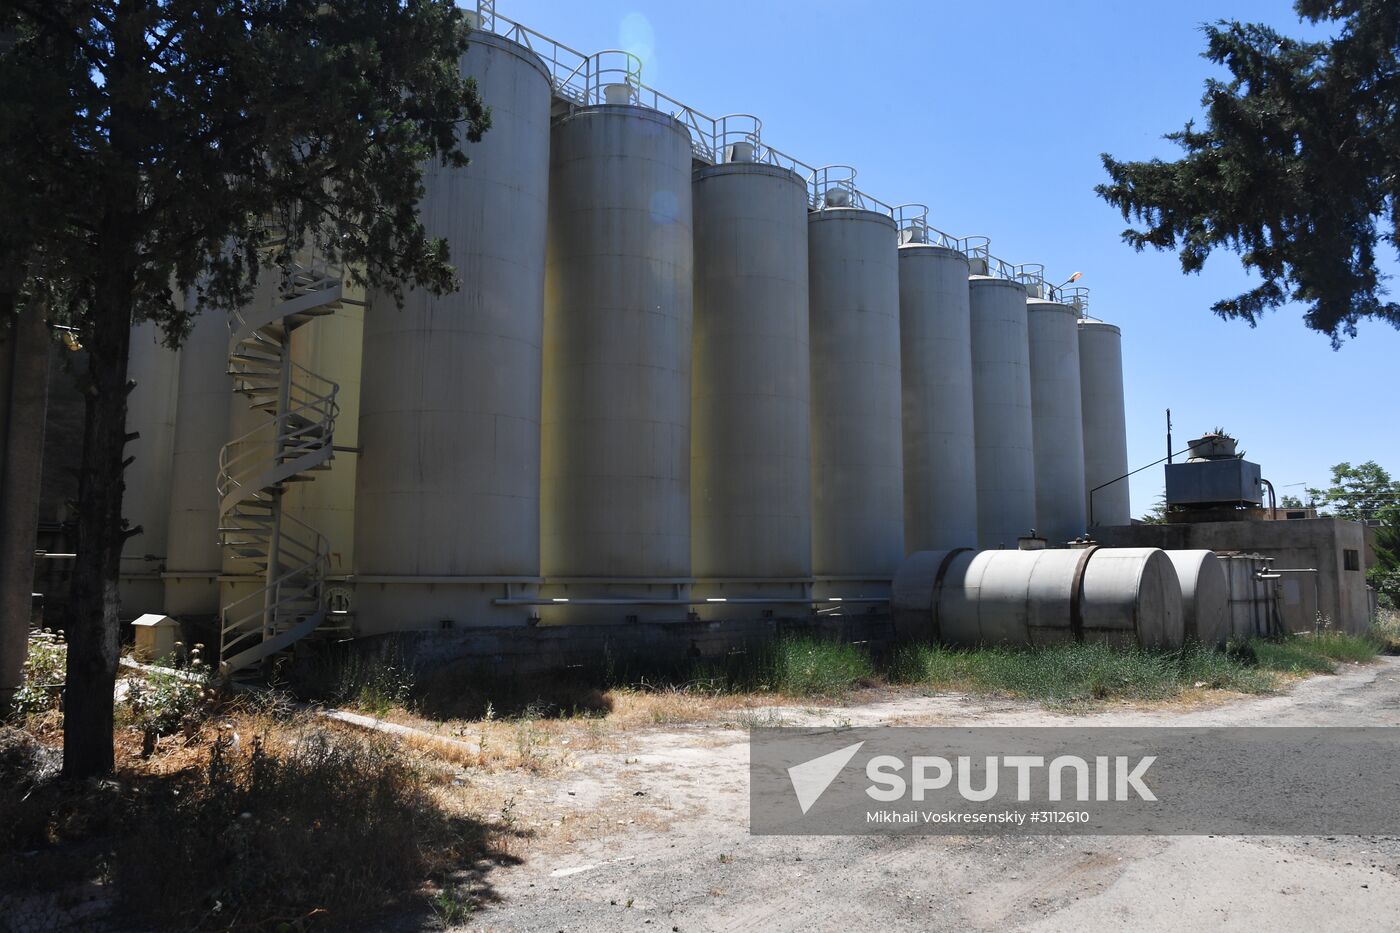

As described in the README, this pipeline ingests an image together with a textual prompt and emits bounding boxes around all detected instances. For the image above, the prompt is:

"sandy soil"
[441,658,1400,932]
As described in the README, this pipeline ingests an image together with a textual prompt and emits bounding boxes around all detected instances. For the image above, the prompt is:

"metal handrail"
[475,0,1078,289]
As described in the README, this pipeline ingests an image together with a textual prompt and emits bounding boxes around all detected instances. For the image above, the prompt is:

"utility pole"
[1166,408,1173,465]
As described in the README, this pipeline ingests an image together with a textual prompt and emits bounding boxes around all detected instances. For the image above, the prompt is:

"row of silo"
[123,24,1136,634]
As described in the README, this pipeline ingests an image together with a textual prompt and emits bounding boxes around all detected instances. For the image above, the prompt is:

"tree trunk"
[61,1,145,779]
[0,299,51,713]
[62,287,133,778]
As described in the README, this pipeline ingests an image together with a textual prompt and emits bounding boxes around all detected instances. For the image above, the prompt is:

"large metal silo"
[1027,298,1086,544]
[691,157,811,616]
[808,206,904,597]
[898,244,978,553]
[354,31,551,633]
[286,298,363,577]
[969,275,1036,549]
[541,104,695,621]
[163,294,232,616]
[121,318,180,615]
[1079,320,1131,527]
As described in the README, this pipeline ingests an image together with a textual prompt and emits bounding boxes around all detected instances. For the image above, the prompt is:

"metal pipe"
[1260,477,1278,520]
[493,597,889,607]
[1088,445,1196,527]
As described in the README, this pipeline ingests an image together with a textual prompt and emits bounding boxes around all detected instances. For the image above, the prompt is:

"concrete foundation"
[1094,517,1369,634]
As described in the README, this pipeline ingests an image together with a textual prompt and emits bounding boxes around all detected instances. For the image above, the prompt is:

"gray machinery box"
[1165,459,1262,507]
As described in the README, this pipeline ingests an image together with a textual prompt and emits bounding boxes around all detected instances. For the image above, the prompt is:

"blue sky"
[493,0,1399,517]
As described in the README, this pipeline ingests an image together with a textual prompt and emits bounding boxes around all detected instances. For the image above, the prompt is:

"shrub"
[122,659,213,755]
[8,630,66,720]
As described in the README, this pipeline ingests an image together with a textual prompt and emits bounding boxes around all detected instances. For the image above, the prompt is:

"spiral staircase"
[217,237,343,677]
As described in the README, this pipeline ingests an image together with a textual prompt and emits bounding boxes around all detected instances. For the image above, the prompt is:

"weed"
[8,630,66,721]
[768,637,875,697]
[888,641,1275,706]
[107,723,516,929]
[1372,610,1400,653]
[431,885,477,928]
[122,660,214,755]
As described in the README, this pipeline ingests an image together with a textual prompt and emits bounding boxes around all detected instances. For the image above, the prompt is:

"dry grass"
[0,702,527,932]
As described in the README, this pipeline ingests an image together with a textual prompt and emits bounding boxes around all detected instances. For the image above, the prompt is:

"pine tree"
[1097,1,1400,345]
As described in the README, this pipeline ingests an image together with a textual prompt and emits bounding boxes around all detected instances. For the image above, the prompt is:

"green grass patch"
[889,641,1276,706]
[768,636,875,696]
[1237,629,1380,674]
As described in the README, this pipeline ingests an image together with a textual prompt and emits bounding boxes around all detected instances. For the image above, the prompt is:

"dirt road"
[461,659,1400,931]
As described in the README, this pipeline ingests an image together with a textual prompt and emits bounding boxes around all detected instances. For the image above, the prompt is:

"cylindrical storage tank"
[286,289,363,577]
[354,31,552,633]
[541,104,694,621]
[1165,550,1230,647]
[691,159,811,616]
[1027,298,1086,544]
[969,276,1035,549]
[1079,320,1130,528]
[892,546,1183,648]
[163,293,232,616]
[899,245,978,552]
[808,207,904,599]
[121,318,180,616]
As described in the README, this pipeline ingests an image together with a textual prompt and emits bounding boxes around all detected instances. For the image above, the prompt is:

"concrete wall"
[347,612,896,680]
[1093,517,1370,633]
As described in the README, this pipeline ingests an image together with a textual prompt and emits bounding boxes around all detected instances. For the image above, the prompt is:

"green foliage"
[8,629,67,720]
[1306,460,1400,607]
[1307,460,1400,522]
[1096,2,1400,343]
[1139,493,1169,525]
[1,0,490,776]
[2,0,491,335]
[122,664,212,746]
[1280,494,1305,508]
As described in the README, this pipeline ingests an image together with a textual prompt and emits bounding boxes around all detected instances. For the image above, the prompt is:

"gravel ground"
[452,658,1400,932]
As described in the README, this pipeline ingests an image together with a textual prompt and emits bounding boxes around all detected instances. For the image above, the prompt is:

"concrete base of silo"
[349,579,540,635]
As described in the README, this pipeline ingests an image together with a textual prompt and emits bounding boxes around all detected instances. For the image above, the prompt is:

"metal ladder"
[216,236,343,677]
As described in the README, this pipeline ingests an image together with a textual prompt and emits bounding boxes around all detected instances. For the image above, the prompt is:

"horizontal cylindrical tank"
[892,546,1184,649]
[969,276,1035,549]
[163,293,232,615]
[354,31,551,632]
[1164,549,1230,646]
[691,160,811,612]
[899,245,978,552]
[541,103,694,619]
[808,207,904,594]
[1027,298,1086,544]
[1079,320,1130,527]
[121,318,180,615]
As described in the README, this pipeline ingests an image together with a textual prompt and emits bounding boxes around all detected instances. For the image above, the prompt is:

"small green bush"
[8,629,66,720]
[123,659,213,753]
